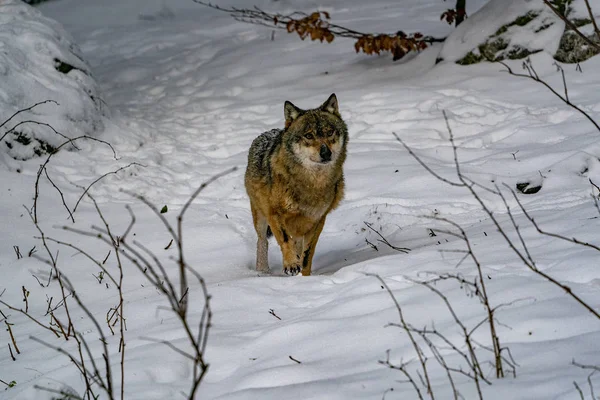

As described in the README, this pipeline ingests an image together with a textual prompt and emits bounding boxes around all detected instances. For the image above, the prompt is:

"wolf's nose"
[320,144,332,162]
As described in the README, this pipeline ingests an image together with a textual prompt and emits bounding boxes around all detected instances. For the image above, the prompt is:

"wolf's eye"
[305,134,314,140]
[327,131,335,137]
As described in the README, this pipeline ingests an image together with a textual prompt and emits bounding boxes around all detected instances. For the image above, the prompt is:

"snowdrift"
[438,0,565,64]
[0,0,106,163]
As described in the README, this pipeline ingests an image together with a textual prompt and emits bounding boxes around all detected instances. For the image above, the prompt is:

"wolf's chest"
[281,183,334,218]
[279,199,329,237]
[296,199,330,220]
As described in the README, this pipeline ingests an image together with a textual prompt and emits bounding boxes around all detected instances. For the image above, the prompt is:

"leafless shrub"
[1,107,236,397]
[572,361,600,399]
[496,59,600,320]
[395,109,600,320]
[0,101,142,225]
[54,167,236,398]
[370,272,517,400]
[31,134,142,224]
[391,60,600,397]
[1,201,122,399]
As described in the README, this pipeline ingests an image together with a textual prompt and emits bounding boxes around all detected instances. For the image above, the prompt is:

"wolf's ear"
[319,93,340,116]
[284,101,302,128]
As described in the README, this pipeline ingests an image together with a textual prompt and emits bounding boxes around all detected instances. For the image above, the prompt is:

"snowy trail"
[2,0,600,399]
[36,0,599,219]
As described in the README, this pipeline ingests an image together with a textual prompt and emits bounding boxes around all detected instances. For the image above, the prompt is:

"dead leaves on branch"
[282,11,431,60]
[194,1,440,61]
[354,32,428,61]
[440,8,467,26]
[284,11,425,59]
[285,12,335,43]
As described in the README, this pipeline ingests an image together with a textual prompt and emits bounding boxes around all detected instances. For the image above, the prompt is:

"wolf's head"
[283,94,348,167]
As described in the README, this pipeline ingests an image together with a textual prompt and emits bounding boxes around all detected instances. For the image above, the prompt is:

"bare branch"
[367,274,436,399]
[392,132,464,187]
[543,0,600,52]
[364,221,410,253]
[139,336,194,361]
[583,0,600,41]
[73,162,145,214]
[0,100,59,132]
[498,60,600,133]
[33,135,118,223]
[177,166,238,317]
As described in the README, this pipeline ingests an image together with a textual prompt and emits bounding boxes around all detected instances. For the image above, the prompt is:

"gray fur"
[247,128,282,183]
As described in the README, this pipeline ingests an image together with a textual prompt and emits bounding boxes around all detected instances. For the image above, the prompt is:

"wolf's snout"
[320,144,332,162]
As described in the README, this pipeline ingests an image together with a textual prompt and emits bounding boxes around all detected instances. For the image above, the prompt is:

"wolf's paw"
[283,264,301,276]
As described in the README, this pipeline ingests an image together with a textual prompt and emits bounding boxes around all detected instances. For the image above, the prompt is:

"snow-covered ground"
[0,0,106,164]
[1,0,600,399]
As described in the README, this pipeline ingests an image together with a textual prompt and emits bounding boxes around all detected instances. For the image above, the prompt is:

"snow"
[438,0,566,63]
[0,0,106,165]
[1,0,600,399]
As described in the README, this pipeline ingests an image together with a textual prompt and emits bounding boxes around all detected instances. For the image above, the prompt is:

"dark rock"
[516,182,542,194]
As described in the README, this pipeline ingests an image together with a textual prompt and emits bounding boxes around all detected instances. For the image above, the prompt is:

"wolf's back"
[246,128,283,181]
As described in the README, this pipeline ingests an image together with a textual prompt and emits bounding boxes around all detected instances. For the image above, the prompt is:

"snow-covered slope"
[439,0,600,64]
[438,0,564,63]
[0,0,106,165]
[1,0,599,399]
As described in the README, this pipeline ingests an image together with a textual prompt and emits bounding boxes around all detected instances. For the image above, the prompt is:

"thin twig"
[72,162,144,214]
[33,135,118,223]
[289,355,302,364]
[364,221,410,253]
[177,166,238,317]
[5,321,20,354]
[379,352,424,400]
[1,120,74,145]
[367,274,436,399]
[269,309,282,320]
[43,167,74,223]
[0,100,59,135]
[583,0,600,40]
[139,337,195,361]
[498,60,600,133]
[392,132,464,187]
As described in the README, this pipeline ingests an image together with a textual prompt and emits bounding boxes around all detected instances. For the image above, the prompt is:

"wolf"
[245,94,348,276]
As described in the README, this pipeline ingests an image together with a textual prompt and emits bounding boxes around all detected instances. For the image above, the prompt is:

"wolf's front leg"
[300,216,327,276]
[255,221,269,273]
[251,204,270,272]
[281,233,303,275]
[281,239,302,275]
[266,216,302,275]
